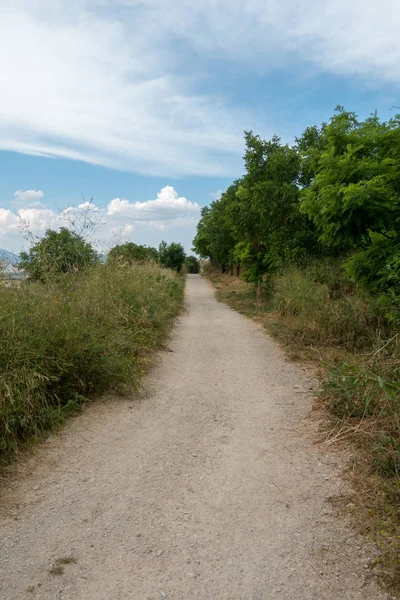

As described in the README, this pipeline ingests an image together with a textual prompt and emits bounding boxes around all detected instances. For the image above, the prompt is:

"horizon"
[1,1,400,253]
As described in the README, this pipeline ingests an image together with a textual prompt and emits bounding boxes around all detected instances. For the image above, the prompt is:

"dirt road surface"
[0,275,389,600]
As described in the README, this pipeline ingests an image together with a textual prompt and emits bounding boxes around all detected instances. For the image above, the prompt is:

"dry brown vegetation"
[0,262,184,465]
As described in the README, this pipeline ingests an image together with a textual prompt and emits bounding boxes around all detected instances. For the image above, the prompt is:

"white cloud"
[14,189,44,203]
[0,209,19,232]
[0,2,244,177]
[134,0,400,82]
[0,186,200,252]
[0,1,399,177]
[18,207,59,230]
[107,186,200,221]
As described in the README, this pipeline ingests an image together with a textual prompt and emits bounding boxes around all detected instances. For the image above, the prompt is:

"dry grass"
[0,262,184,465]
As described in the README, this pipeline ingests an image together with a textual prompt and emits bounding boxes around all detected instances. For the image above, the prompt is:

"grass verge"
[207,263,400,595]
[0,262,184,464]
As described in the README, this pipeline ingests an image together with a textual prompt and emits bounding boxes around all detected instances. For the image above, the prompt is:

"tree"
[19,228,98,281]
[299,108,400,291]
[193,132,318,282]
[185,256,200,274]
[193,108,400,295]
[108,242,158,264]
[193,183,240,273]
[158,241,186,272]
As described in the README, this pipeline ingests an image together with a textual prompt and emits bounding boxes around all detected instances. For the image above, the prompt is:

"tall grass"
[0,262,184,463]
[270,263,385,352]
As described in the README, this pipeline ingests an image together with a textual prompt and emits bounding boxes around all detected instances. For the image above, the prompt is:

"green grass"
[208,263,400,594]
[0,262,184,464]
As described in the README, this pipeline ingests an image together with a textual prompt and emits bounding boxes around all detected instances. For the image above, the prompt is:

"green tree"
[193,109,400,295]
[228,132,317,281]
[193,183,240,273]
[193,132,319,282]
[108,242,158,264]
[300,107,400,291]
[19,228,98,282]
[158,241,186,272]
[185,256,200,274]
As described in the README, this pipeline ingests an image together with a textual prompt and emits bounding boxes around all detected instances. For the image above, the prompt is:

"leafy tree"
[300,107,400,291]
[108,242,158,264]
[19,228,98,281]
[185,256,200,274]
[196,132,318,282]
[193,108,400,296]
[193,183,240,273]
[158,241,186,272]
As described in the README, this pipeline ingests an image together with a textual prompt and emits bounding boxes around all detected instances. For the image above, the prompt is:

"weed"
[0,263,184,464]
[49,555,78,575]
[49,565,64,576]
[55,556,78,565]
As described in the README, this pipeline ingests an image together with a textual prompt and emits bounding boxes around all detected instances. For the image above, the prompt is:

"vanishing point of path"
[0,275,389,600]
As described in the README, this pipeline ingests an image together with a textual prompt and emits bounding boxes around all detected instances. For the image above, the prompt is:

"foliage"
[271,263,383,352]
[107,242,158,264]
[19,228,98,281]
[193,183,240,272]
[158,241,186,272]
[185,255,200,274]
[195,107,400,296]
[299,108,400,294]
[211,263,400,477]
[300,108,400,248]
[193,131,321,282]
[0,262,184,463]
[199,107,400,591]
[344,234,400,296]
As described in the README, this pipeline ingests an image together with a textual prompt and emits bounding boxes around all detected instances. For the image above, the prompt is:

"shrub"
[344,235,400,296]
[185,256,200,274]
[19,228,98,281]
[271,264,383,351]
[107,242,158,264]
[0,262,184,463]
[158,241,186,272]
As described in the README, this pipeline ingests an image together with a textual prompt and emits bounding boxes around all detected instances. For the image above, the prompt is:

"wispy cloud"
[0,2,244,177]
[0,1,399,177]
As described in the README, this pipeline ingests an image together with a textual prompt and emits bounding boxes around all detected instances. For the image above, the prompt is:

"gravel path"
[0,275,389,600]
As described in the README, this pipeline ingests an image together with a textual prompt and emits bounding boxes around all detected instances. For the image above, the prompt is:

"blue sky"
[1,0,400,253]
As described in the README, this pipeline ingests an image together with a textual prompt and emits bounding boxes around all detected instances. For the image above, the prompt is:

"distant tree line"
[19,229,200,281]
[193,106,400,296]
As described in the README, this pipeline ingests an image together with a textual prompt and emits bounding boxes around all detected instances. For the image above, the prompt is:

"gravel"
[0,275,388,599]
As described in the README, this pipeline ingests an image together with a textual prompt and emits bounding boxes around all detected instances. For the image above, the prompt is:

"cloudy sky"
[1,0,400,253]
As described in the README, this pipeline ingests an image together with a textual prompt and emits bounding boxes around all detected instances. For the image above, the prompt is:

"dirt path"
[0,275,389,600]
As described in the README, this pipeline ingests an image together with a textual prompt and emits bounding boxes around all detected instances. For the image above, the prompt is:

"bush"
[158,241,186,272]
[19,228,98,281]
[267,261,400,480]
[323,362,400,477]
[344,235,400,296]
[107,242,158,264]
[185,256,200,274]
[271,264,383,351]
[0,262,184,463]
